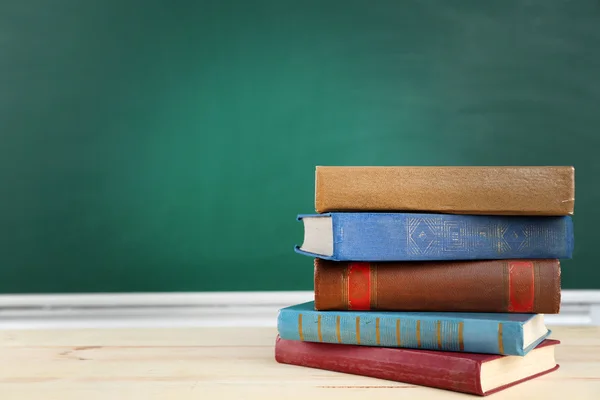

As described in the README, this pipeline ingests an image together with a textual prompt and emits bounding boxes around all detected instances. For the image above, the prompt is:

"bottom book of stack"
[275,302,560,396]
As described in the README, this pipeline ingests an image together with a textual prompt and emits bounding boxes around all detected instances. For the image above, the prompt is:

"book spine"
[315,166,575,215]
[277,307,523,356]
[314,259,561,314]
[332,213,573,261]
[275,336,484,395]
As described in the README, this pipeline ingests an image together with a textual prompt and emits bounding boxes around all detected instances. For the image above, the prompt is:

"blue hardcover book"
[277,302,551,356]
[295,212,573,261]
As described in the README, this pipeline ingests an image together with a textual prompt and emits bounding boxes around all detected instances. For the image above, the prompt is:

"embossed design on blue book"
[277,302,552,357]
[295,212,573,261]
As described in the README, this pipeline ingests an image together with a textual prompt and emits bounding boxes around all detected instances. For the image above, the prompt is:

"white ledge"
[0,290,597,329]
[1,290,598,308]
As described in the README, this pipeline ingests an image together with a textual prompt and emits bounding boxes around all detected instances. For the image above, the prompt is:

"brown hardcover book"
[315,166,575,215]
[314,258,561,313]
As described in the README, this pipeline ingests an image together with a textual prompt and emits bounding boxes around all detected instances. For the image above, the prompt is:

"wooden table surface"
[0,325,598,399]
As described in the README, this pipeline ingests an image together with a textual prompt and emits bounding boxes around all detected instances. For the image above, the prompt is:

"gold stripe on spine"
[503,261,510,312]
[436,321,442,349]
[370,263,378,309]
[341,264,349,310]
[534,261,541,312]
[356,316,361,345]
[298,314,304,341]
[458,322,464,351]
[336,316,342,343]
[416,320,421,348]
[317,315,323,342]
[396,319,401,347]
[498,323,504,354]
[375,317,381,345]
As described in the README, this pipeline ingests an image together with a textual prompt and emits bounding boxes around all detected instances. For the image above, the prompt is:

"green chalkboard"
[0,1,598,293]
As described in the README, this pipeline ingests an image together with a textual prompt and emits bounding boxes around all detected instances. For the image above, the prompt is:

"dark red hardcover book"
[275,336,560,396]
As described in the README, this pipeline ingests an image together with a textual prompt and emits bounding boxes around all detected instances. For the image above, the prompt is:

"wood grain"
[0,326,598,399]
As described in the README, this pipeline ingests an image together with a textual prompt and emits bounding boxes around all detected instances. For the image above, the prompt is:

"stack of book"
[275,166,575,396]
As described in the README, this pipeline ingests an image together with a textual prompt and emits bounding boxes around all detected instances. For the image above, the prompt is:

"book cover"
[315,166,575,216]
[275,336,560,396]
[277,301,551,356]
[314,258,561,314]
[295,212,574,261]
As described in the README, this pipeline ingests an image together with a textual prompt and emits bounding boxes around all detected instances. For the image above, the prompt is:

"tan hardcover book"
[314,258,561,314]
[315,166,575,215]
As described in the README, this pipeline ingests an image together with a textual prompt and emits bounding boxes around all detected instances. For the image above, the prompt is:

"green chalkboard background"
[0,1,598,293]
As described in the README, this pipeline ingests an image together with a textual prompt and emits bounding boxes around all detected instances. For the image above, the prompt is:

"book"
[315,165,575,215]
[314,258,561,314]
[277,301,551,356]
[295,212,573,261]
[275,336,560,396]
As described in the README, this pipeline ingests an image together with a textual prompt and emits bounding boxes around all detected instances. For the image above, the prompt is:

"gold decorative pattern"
[458,322,464,351]
[407,217,443,255]
[336,316,341,343]
[436,321,442,349]
[356,316,361,345]
[317,315,323,342]
[298,314,304,341]
[341,265,349,310]
[370,264,378,309]
[503,261,510,311]
[416,320,421,348]
[376,318,380,345]
[534,261,541,312]
[442,221,466,252]
[406,216,542,256]
[396,319,401,347]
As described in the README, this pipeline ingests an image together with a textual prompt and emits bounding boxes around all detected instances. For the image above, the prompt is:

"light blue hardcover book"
[295,212,573,261]
[277,302,551,356]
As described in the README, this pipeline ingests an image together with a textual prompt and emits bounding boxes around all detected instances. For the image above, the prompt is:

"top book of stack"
[315,166,575,216]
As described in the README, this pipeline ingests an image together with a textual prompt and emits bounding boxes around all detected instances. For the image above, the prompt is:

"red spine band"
[347,263,371,310]
[508,261,535,312]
